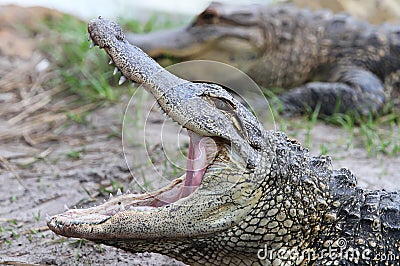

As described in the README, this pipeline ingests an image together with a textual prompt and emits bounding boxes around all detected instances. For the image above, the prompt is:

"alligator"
[47,17,400,265]
[127,2,400,116]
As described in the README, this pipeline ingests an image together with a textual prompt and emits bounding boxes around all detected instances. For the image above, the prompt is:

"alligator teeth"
[89,40,95,49]
[109,193,113,198]
[119,76,127,85]
[120,203,125,211]
[126,189,131,194]
[64,204,69,211]
[117,188,122,196]
[109,59,113,65]
[113,67,119,75]
[129,206,135,210]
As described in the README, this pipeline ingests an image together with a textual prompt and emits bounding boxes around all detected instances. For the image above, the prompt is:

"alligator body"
[127,2,400,116]
[47,18,400,265]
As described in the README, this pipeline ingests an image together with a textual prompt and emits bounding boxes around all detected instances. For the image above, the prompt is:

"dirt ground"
[0,4,399,266]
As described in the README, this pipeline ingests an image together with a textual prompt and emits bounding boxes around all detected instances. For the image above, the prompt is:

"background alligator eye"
[202,11,216,20]
[195,8,219,25]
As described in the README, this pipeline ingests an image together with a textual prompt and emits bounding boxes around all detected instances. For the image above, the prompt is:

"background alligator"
[127,2,400,116]
[291,0,400,24]
[47,18,400,265]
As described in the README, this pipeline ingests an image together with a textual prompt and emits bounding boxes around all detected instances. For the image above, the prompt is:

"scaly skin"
[47,18,400,265]
[127,2,400,116]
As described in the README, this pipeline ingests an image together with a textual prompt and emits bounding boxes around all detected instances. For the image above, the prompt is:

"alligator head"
[126,2,266,74]
[47,17,285,265]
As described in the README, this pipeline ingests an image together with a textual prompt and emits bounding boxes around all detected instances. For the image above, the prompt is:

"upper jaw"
[88,17,126,49]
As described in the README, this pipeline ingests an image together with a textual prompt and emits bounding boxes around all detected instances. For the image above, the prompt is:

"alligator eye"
[211,98,234,112]
[195,8,219,25]
[205,96,246,138]
[202,11,217,21]
[201,90,236,111]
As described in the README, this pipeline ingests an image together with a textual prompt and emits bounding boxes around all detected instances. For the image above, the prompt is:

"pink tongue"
[181,130,208,198]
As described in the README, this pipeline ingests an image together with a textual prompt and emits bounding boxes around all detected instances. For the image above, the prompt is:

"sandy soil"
[0,4,399,266]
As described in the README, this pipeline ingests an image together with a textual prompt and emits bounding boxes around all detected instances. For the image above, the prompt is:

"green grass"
[72,239,84,263]
[265,89,399,157]
[30,12,184,137]
[0,219,20,245]
[325,110,400,157]
[38,12,184,104]
[33,13,178,107]
[139,167,155,192]
[38,14,120,103]
[66,148,85,159]
[98,179,124,196]
[304,103,321,148]
[10,195,16,203]
[32,210,41,222]
[65,111,89,124]
[319,143,329,155]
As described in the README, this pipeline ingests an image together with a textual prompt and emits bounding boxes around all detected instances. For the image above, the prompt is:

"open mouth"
[49,21,221,230]
[48,18,252,236]
[48,129,221,226]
